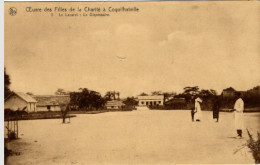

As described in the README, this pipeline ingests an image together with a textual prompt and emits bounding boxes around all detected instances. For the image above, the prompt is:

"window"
[47,106,51,110]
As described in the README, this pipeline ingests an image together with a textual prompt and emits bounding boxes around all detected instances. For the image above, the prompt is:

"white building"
[4,92,37,112]
[137,95,164,107]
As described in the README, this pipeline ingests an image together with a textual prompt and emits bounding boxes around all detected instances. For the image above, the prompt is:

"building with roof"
[222,87,236,98]
[32,95,70,112]
[105,100,125,110]
[4,92,37,112]
[137,95,164,107]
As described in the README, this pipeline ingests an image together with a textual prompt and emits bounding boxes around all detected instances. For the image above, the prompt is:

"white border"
[1,0,4,164]
[4,0,247,1]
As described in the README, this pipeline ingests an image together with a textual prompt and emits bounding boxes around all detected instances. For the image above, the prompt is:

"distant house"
[33,95,70,112]
[137,95,164,107]
[4,92,37,112]
[222,87,236,98]
[105,100,125,110]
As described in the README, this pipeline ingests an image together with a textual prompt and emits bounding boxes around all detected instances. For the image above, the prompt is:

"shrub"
[8,131,17,140]
[247,130,260,163]
[4,140,12,164]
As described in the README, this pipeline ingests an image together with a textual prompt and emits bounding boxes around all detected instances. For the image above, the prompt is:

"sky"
[4,2,260,98]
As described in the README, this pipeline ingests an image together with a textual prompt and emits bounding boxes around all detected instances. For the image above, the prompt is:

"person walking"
[233,92,244,138]
[212,95,220,122]
[194,97,202,122]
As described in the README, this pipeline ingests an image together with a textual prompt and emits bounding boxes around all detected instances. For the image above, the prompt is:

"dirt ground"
[5,110,260,164]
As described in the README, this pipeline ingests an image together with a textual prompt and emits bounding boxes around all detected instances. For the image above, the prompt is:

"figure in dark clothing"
[189,98,195,122]
[61,104,70,123]
[212,96,220,122]
[191,107,195,122]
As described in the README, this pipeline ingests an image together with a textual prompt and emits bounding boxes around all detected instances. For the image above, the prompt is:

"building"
[33,95,70,112]
[222,87,236,98]
[222,87,247,98]
[4,92,37,112]
[105,100,125,110]
[137,95,164,107]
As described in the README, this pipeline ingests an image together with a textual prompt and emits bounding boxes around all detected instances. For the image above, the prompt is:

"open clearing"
[5,110,260,164]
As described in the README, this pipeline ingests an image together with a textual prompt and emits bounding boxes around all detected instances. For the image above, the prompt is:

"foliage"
[235,130,260,164]
[173,86,217,110]
[5,122,17,140]
[164,99,187,109]
[183,86,200,96]
[220,86,260,109]
[4,67,12,99]
[55,88,69,95]
[70,88,106,111]
[123,97,138,107]
[151,91,163,95]
[8,131,17,140]
[243,86,260,108]
[5,140,12,164]
[139,92,148,96]
[104,91,120,101]
[247,130,260,163]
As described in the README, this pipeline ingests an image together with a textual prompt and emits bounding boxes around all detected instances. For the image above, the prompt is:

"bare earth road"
[5,110,260,164]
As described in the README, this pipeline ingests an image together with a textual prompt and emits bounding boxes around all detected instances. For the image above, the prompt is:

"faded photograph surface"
[4,2,260,164]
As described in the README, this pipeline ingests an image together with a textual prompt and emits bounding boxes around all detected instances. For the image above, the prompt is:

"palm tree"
[105,91,114,101]
[116,92,120,100]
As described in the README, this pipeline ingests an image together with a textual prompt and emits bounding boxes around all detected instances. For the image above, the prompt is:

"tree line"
[4,67,260,111]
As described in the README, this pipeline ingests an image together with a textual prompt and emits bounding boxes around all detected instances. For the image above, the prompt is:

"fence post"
[16,120,18,138]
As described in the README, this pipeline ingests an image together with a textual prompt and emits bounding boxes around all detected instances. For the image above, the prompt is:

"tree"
[210,89,217,96]
[200,89,214,98]
[183,86,200,96]
[163,92,176,103]
[71,88,105,110]
[115,91,120,100]
[4,67,12,98]
[139,92,148,96]
[105,91,115,101]
[175,86,200,102]
[105,91,120,100]
[55,88,68,95]
[151,91,163,95]
[123,97,138,107]
[70,92,81,110]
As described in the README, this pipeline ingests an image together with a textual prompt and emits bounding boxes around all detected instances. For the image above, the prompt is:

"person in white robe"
[233,92,244,138]
[194,97,202,122]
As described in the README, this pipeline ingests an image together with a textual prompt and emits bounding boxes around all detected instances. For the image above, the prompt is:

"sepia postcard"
[3,1,260,165]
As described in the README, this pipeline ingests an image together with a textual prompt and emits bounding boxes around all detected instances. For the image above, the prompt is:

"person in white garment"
[194,97,203,122]
[233,92,244,138]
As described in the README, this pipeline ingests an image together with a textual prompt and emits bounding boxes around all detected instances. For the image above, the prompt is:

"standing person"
[233,92,244,138]
[194,97,203,122]
[212,95,220,122]
[189,97,195,122]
